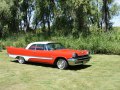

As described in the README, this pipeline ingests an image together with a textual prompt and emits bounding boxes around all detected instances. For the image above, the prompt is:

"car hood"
[54,49,89,56]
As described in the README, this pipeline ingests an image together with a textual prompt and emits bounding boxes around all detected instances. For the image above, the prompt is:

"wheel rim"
[57,59,66,69]
[18,57,25,64]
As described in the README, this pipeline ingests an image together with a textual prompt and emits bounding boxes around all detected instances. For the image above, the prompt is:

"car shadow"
[11,60,56,68]
[69,65,92,71]
[11,60,91,70]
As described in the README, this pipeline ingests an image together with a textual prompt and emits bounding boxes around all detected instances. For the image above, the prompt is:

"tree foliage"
[0,0,120,37]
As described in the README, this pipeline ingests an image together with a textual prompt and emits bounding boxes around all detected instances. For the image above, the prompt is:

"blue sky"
[111,0,120,26]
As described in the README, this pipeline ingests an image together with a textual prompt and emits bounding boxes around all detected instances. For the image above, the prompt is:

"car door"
[29,44,54,64]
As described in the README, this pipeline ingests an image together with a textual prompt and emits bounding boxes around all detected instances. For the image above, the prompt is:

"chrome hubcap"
[18,57,25,64]
[57,59,66,69]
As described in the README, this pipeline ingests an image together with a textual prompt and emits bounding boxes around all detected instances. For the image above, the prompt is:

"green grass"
[0,50,120,90]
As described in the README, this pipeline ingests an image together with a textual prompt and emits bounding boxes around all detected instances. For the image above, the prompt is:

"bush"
[0,29,120,55]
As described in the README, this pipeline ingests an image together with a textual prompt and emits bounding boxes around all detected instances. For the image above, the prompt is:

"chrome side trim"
[8,54,53,61]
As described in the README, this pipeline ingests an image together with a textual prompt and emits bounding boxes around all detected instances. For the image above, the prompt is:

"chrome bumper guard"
[68,56,91,66]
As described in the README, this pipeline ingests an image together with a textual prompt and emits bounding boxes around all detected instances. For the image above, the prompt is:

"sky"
[111,0,120,26]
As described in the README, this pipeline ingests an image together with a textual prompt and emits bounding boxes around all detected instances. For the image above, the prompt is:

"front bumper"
[68,56,91,66]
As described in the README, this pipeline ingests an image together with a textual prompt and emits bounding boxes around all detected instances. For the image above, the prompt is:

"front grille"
[76,55,90,60]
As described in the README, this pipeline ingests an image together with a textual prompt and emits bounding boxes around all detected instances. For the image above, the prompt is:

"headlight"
[72,53,78,58]
[86,51,90,55]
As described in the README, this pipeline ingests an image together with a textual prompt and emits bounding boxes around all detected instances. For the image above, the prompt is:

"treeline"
[0,0,120,37]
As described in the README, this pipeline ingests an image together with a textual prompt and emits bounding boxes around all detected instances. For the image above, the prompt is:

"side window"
[29,44,36,50]
[36,44,45,50]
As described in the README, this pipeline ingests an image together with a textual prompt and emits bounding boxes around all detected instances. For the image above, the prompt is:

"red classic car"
[7,41,91,69]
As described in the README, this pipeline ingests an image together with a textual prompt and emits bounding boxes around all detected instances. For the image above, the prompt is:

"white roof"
[25,41,55,49]
[30,41,55,45]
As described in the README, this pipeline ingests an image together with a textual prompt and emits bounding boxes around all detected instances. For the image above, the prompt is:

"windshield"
[46,43,65,50]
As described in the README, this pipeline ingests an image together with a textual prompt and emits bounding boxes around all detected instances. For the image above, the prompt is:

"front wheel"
[18,57,25,64]
[56,59,68,69]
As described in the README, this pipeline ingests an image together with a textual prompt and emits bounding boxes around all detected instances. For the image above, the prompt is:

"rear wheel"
[18,57,25,64]
[56,59,68,69]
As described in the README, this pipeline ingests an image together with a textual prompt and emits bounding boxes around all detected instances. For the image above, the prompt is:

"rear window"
[28,44,45,50]
[28,44,36,50]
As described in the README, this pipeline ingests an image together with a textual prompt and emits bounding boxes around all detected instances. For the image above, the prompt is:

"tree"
[33,0,55,36]
[52,0,73,35]
[102,0,119,31]
[8,0,20,33]
[0,0,120,38]
[69,0,92,36]
[20,0,34,32]
[0,0,12,36]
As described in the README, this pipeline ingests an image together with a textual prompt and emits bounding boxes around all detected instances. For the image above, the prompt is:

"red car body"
[7,41,91,69]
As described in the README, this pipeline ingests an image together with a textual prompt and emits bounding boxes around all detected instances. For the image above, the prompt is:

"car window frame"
[36,44,46,50]
[46,43,65,50]
[28,44,37,50]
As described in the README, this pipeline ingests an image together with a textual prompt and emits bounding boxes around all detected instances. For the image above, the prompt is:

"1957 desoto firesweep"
[7,41,91,69]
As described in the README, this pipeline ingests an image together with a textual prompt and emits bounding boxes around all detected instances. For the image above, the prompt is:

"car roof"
[29,41,55,45]
[25,41,60,49]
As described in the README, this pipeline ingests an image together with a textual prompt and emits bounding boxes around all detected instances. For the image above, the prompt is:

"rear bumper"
[8,54,17,59]
[68,56,91,66]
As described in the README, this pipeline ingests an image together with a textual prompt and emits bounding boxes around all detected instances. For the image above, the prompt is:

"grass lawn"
[0,50,120,90]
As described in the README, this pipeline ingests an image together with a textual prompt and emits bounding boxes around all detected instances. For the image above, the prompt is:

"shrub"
[1,28,120,55]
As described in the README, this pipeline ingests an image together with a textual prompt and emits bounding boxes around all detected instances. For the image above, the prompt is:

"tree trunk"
[47,17,51,36]
[0,30,2,38]
[103,0,109,32]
